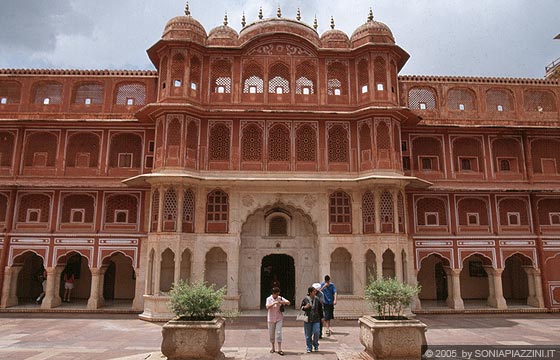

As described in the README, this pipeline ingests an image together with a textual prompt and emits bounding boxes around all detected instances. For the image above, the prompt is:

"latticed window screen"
[241,124,263,162]
[163,189,178,224]
[458,198,488,226]
[116,83,146,105]
[24,132,57,166]
[171,54,185,84]
[296,124,316,162]
[530,139,560,173]
[72,83,104,104]
[160,56,168,87]
[207,189,228,222]
[447,88,476,110]
[167,118,181,147]
[380,191,394,227]
[208,123,230,161]
[33,82,63,104]
[376,122,390,150]
[397,192,405,232]
[359,123,372,153]
[182,189,195,231]
[417,197,447,225]
[61,194,94,223]
[357,59,369,93]
[393,123,401,156]
[242,62,264,93]
[66,133,99,168]
[329,191,351,224]
[211,59,232,93]
[269,216,287,235]
[268,124,290,162]
[0,132,14,167]
[109,133,142,168]
[486,89,514,112]
[105,194,137,223]
[18,194,50,222]
[524,90,557,112]
[390,60,398,93]
[408,87,436,109]
[269,63,290,94]
[328,125,349,162]
[537,198,560,225]
[295,61,316,94]
[151,189,159,231]
[189,55,201,90]
[362,191,375,233]
[499,198,528,225]
[0,81,22,103]
[327,61,348,95]
[186,120,198,159]
[453,138,482,171]
[374,57,386,90]
[0,194,8,222]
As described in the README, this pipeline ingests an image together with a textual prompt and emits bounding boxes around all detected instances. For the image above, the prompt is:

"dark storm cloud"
[0,0,94,52]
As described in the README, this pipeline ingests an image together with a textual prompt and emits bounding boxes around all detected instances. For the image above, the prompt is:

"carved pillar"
[354,251,366,296]
[412,269,422,310]
[157,186,164,233]
[154,251,162,294]
[87,267,107,309]
[375,250,383,280]
[444,267,464,309]
[486,267,507,309]
[174,247,181,285]
[392,189,399,234]
[395,247,403,282]
[227,242,239,297]
[374,189,381,234]
[1,266,22,308]
[528,268,545,308]
[42,266,63,309]
[176,186,184,233]
[524,266,538,307]
[132,268,143,310]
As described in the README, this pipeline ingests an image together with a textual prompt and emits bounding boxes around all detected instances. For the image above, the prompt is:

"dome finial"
[296,8,301,21]
[184,1,191,16]
[330,16,335,29]
[241,12,246,27]
[258,6,263,19]
[368,7,374,22]
[313,15,318,30]
[277,5,282,18]
[223,11,228,26]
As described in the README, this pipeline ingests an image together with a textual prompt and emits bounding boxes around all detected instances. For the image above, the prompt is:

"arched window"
[171,53,185,88]
[208,123,231,162]
[328,124,349,163]
[115,82,146,105]
[357,59,369,94]
[162,188,178,232]
[448,88,476,111]
[105,194,138,224]
[295,61,316,95]
[327,61,348,96]
[72,82,104,105]
[185,120,198,167]
[66,132,100,168]
[0,81,21,104]
[32,81,62,104]
[108,133,142,169]
[182,189,195,233]
[269,216,288,236]
[380,191,394,233]
[408,87,437,110]
[189,55,201,92]
[530,139,560,174]
[24,132,57,167]
[150,189,159,232]
[211,59,232,94]
[206,189,228,233]
[416,197,448,227]
[269,62,290,94]
[242,62,264,94]
[295,124,316,162]
[268,124,290,162]
[18,193,50,223]
[241,123,263,162]
[524,90,557,112]
[329,191,352,234]
[374,57,387,97]
[362,191,375,234]
[0,131,15,167]
[486,89,514,112]
[61,194,95,224]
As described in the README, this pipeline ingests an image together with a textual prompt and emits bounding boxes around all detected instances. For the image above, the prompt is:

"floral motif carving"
[242,194,254,207]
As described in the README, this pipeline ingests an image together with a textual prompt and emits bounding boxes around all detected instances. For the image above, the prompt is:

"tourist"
[301,286,322,353]
[35,269,47,304]
[63,271,75,302]
[312,282,325,338]
[266,287,289,355]
[320,275,337,336]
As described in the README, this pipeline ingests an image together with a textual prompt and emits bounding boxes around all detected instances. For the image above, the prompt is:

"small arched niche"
[265,207,292,237]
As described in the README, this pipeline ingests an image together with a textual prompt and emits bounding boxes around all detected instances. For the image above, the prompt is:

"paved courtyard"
[0,312,559,359]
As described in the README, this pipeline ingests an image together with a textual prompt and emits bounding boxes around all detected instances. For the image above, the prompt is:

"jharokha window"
[329,191,352,234]
[206,189,228,233]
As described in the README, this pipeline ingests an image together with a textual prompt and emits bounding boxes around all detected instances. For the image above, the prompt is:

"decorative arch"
[32,81,62,104]
[205,247,227,289]
[65,132,100,168]
[486,88,514,112]
[408,87,437,110]
[330,247,353,294]
[268,123,290,162]
[447,87,476,111]
[55,249,93,269]
[242,61,264,94]
[327,60,348,96]
[329,190,352,234]
[71,82,104,105]
[12,249,47,266]
[268,62,290,94]
[114,82,146,105]
[24,131,58,167]
[100,250,136,268]
[108,132,142,169]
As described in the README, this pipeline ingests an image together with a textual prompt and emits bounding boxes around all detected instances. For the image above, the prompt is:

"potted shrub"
[161,280,226,360]
[359,278,427,360]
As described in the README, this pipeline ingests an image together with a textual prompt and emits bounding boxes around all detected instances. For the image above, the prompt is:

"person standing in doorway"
[63,271,75,302]
[301,286,322,353]
[36,269,47,304]
[320,274,337,336]
[266,287,290,355]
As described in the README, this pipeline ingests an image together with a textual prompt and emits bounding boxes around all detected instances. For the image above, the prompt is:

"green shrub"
[364,278,420,319]
[168,280,225,321]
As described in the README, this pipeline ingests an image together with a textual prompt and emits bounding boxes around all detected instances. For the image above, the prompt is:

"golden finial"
[296,8,301,21]
[258,6,263,19]
[223,11,228,26]
[184,1,190,16]
[313,15,318,30]
[241,12,246,27]
[277,5,282,18]
[368,8,374,21]
[330,16,335,29]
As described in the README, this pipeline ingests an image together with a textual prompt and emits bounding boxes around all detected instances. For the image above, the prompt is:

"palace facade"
[0,5,559,319]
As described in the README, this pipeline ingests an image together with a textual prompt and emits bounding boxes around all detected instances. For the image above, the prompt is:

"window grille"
[18,194,50,222]
[116,83,146,105]
[167,118,181,148]
[329,191,351,224]
[268,63,290,94]
[208,123,230,161]
[24,132,57,167]
[182,189,195,232]
[242,62,264,93]
[448,88,476,110]
[499,198,528,226]
[207,189,228,223]
[269,216,287,236]
[327,61,348,95]
[0,81,21,104]
[163,189,178,231]
[0,194,8,222]
[33,82,62,104]
[362,191,375,234]
[376,122,390,150]
[397,192,405,232]
[66,133,99,168]
[531,139,560,173]
[458,198,488,226]
[524,90,557,112]
[241,124,263,162]
[73,83,104,104]
[357,59,369,94]
[408,87,436,109]
[296,124,316,162]
[374,57,386,96]
[171,54,185,86]
[109,133,142,168]
[189,55,201,91]
[268,124,290,162]
[160,56,168,89]
[486,89,513,112]
[417,197,447,226]
[380,191,394,232]
[61,194,94,223]
[211,59,232,94]
[105,194,137,223]
[0,131,15,167]
[295,61,316,94]
[151,189,159,231]
[328,124,349,162]
[359,123,372,154]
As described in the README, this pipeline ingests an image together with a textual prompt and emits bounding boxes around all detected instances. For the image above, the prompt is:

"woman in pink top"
[265,287,290,355]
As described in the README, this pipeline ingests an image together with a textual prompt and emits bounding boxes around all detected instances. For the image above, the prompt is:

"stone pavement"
[0,312,559,359]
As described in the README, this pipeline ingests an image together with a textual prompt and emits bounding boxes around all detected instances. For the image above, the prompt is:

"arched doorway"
[417,254,450,308]
[15,252,45,305]
[102,252,135,306]
[260,254,295,309]
[502,254,531,306]
[460,254,492,307]
[58,252,91,304]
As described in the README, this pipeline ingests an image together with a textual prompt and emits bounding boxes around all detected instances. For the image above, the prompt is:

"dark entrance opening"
[261,254,295,309]
[435,262,448,301]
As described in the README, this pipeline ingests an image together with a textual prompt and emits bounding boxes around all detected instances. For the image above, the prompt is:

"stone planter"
[359,315,427,360]
[161,316,225,360]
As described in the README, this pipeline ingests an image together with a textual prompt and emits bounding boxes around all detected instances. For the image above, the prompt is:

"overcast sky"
[0,0,558,78]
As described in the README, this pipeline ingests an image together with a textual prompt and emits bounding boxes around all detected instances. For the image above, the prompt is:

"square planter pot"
[359,315,427,360]
[161,316,225,360]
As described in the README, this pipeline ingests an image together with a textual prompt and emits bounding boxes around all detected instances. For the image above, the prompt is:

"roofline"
[399,74,559,85]
[0,69,157,77]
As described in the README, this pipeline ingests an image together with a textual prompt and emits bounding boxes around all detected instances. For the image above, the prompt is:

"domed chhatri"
[350,8,395,47]
[207,12,239,46]
[320,17,350,49]
[162,2,207,44]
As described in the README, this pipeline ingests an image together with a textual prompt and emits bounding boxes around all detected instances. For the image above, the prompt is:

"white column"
[486,267,507,309]
[524,266,538,307]
[375,250,383,280]
[395,247,403,282]
[87,267,106,309]
[132,267,143,310]
[1,266,22,308]
[227,242,239,297]
[445,267,464,310]
[42,266,63,309]
[174,248,181,285]
[355,251,366,296]
[154,251,162,294]
[531,268,545,308]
